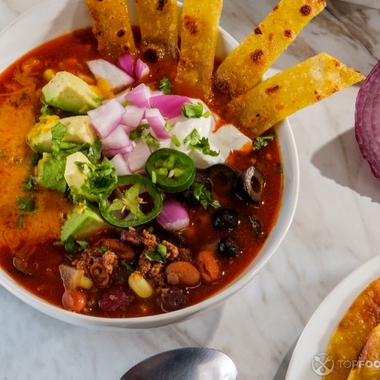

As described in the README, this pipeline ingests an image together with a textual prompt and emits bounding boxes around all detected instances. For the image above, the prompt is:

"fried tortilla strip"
[136,0,178,63]
[346,323,380,380]
[85,0,136,58]
[323,278,380,380]
[214,0,326,98]
[175,0,223,100]
[225,52,365,137]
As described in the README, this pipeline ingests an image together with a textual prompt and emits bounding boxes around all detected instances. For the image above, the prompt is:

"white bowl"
[0,0,299,329]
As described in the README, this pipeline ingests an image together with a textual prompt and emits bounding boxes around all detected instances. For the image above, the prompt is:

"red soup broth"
[0,28,283,318]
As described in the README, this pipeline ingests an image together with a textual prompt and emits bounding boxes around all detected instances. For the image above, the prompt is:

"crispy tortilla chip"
[347,323,380,380]
[175,0,223,99]
[323,278,380,380]
[136,0,179,62]
[225,52,365,137]
[85,0,136,58]
[214,0,326,98]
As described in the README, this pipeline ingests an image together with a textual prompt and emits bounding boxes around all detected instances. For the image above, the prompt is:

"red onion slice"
[116,53,135,78]
[145,108,171,139]
[87,59,134,90]
[110,153,132,176]
[125,139,152,173]
[149,94,192,119]
[125,83,151,108]
[88,99,126,138]
[157,199,190,231]
[121,105,145,128]
[102,125,133,152]
[355,60,380,180]
[135,59,150,80]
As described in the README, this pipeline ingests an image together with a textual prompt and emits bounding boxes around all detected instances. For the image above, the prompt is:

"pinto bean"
[62,289,87,313]
[165,261,200,287]
[195,250,221,283]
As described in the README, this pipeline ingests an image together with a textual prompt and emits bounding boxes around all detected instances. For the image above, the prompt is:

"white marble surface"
[1,0,380,379]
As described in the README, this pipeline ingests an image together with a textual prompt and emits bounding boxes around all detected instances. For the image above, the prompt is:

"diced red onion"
[103,145,134,158]
[102,125,133,152]
[116,53,135,78]
[157,199,190,231]
[88,99,126,139]
[125,83,151,108]
[110,153,132,176]
[125,139,152,173]
[149,94,192,119]
[87,59,134,90]
[135,59,150,80]
[121,105,145,128]
[145,108,171,139]
[355,60,380,180]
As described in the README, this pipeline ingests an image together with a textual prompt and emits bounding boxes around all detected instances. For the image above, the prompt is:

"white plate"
[286,255,380,379]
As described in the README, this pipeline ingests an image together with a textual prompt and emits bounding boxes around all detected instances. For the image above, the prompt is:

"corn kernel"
[128,272,153,298]
[43,69,56,81]
[78,275,93,290]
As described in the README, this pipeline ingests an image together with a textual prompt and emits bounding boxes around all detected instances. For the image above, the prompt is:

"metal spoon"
[120,347,238,380]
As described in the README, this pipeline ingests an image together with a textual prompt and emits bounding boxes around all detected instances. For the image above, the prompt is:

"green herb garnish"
[252,133,275,150]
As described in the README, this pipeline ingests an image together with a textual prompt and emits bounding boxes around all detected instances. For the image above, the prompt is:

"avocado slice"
[61,201,111,242]
[42,71,102,114]
[27,115,97,153]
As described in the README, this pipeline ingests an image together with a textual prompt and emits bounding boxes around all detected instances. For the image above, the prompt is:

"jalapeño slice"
[99,175,163,228]
[145,148,196,193]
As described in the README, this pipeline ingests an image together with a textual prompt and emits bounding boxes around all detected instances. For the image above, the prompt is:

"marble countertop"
[1,0,380,379]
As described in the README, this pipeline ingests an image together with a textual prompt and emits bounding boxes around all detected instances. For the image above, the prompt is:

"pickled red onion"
[355,60,380,180]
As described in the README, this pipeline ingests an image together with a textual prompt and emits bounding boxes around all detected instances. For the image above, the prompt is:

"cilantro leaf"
[16,196,37,213]
[183,129,219,157]
[252,133,275,150]
[22,175,37,191]
[159,77,172,94]
[190,182,220,210]
[182,102,210,118]
[129,124,150,140]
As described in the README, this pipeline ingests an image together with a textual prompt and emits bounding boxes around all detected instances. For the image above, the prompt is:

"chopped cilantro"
[142,133,160,148]
[182,102,210,118]
[29,153,42,167]
[190,182,220,210]
[0,151,5,159]
[252,133,275,150]
[145,243,167,264]
[40,104,54,116]
[18,215,24,229]
[183,129,219,157]
[159,77,172,94]
[16,196,37,213]
[121,260,135,275]
[22,175,37,191]
[129,124,150,140]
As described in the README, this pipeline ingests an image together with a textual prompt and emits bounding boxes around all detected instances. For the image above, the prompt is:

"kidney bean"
[195,250,221,283]
[165,261,201,287]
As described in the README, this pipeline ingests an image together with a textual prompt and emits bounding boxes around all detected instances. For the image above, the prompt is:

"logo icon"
[312,353,334,376]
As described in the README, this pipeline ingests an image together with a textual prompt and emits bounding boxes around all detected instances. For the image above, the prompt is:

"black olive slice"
[234,166,265,204]
[206,163,237,195]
